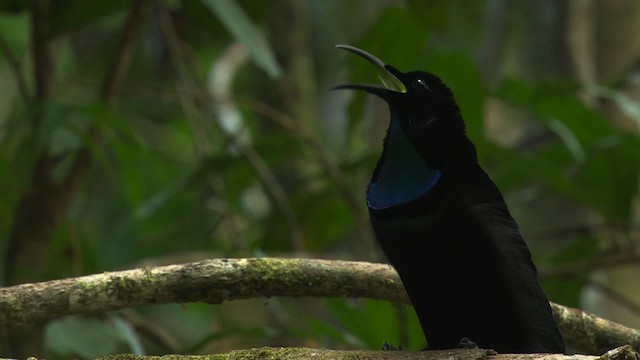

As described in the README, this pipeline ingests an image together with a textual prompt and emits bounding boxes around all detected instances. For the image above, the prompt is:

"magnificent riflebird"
[334,45,565,353]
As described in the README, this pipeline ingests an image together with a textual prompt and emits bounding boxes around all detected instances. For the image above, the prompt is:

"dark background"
[1,0,639,358]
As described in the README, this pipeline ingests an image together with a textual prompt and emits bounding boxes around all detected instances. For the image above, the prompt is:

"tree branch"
[94,346,639,360]
[29,0,52,102]
[4,0,56,286]
[0,258,638,355]
[101,0,145,103]
[539,249,640,278]
[553,304,640,355]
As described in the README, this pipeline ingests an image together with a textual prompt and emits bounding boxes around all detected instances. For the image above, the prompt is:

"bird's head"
[333,45,478,209]
[333,45,474,168]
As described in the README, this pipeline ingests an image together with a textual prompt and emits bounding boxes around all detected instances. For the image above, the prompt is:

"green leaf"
[496,78,615,147]
[303,315,364,348]
[547,119,586,163]
[493,78,640,220]
[0,11,30,53]
[202,0,281,78]
[133,155,228,220]
[541,236,599,307]
[45,316,129,357]
[322,298,424,350]
[110,315,145,355]
[80,101,145,147]
[485,142,590,204]
[36,101,74,153]
[576,136,640,220]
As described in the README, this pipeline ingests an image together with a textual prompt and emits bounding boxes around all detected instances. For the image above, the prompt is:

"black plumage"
[334,45,565,353]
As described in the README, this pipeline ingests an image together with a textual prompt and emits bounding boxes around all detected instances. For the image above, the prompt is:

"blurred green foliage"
[0,0,639,358]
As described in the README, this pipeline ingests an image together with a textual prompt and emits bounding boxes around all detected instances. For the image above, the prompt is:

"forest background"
[1,0,640,358]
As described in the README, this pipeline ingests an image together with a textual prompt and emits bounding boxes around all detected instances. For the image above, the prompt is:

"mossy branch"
[95,345,638,360]
[0,258,638,355]
[98,347,494,360]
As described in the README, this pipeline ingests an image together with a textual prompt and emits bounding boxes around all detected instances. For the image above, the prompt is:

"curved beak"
[332,45,406,95]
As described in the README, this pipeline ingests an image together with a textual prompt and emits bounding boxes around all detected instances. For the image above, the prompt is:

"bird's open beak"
[332,45,407,94]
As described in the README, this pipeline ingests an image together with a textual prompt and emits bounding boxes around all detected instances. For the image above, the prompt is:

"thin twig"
[156,2,212,157]
[60,0,144,198]
[30,0,52,103]
[527,222,639,240]
[539,249,640,278]
[550,274,640,318]
[234,133,306,252]
[157,2,305,251]
[120,309,183,353]
[101,0,145,103]
[231,97,378,258]
[109,82,378,257]
[585,280,640,316]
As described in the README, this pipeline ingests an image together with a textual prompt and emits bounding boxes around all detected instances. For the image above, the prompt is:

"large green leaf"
[0,11,30,54]
[201,0,281,78]
[495,78,640,220]
[321,298,424,350]
[576,135,640,220]
[496,78,617,149]
[45,316,132,357]
[485,142,590,204]
[540,235,599,307]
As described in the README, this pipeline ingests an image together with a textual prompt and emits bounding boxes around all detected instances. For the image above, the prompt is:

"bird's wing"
[456,165,558,333]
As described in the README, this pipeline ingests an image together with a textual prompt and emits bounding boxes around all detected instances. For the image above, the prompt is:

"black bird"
[334,45,565,353]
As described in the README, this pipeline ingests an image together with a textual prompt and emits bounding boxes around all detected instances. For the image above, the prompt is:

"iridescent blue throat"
[367,115,442,209]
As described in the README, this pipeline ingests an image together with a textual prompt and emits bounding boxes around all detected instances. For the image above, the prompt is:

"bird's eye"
[412,78,427,90]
